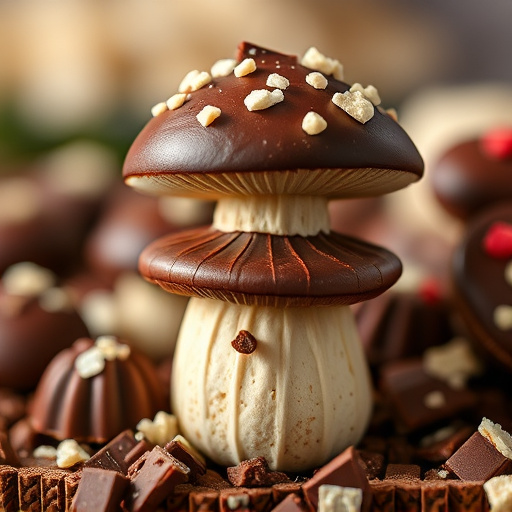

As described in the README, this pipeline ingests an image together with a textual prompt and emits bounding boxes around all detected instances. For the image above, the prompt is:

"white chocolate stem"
[213,195,330,236]
[171,297,372,472]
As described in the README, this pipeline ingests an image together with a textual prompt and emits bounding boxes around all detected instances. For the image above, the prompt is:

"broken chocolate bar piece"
[445,431,512,481]
[227,457,290,487]
[125,445,190,512]
[72,467,129,512]
[165,436,206,482]
[85,430,138,474]
[302,446,370,510]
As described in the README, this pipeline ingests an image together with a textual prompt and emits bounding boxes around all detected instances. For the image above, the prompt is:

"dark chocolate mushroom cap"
[123,42,423,199]
[29,337,167,443]
[139,226,402,307]
[452,202,512,369]
[431,131,512,221]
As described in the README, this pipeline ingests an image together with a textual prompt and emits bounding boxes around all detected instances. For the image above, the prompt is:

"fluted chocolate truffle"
[29,336,167,443]
[123,42,423,199]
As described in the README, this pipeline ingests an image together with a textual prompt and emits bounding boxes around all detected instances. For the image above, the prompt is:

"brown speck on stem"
[231,330,257,354]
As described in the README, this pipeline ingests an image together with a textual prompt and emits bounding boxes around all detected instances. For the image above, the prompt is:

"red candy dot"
[481,127,512,160]
[483,221,512,258]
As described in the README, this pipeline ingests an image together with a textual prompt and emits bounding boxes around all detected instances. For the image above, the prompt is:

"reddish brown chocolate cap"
[123,42,423,199]
[139,226,401,307]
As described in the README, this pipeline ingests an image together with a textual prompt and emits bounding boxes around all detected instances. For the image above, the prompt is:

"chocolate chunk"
[448,481,487,512]
[231,330,257,355]
[421,481,448,512]
[302,446,370,510]
[189,489,219,512]
[85,430,138,474]
[41,469,69,512]
[445,431,512,481]
[271,482,303,504]
[72,468,129,512]
[271,493,310,512]
[380,358,477,432]
[0,466,19,512]
[227,457,290,487]
[165,437,206,482]
[18,467,42,512]
[125,445,190,512]
[358,450,385,480]
[124,439,154,470]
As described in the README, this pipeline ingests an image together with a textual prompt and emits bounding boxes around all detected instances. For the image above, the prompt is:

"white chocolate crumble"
[479,417,512,460]
[305,71,328,90]
[136,411,179,446]
[266,73,289,90]
[75,336,131,379]
[244,89,284,111]
[302,111,327,135]
[2,262,56,297]
[166,93,188,111]
[301,47,344,80]
[178,70,212,93]
[484,475,512,512]
[318,484,362,512]
[332,90,374,124]
[234,58,257,77]
[350,83,381,106]
[494,304,512,331]
[56,439,90,468]
[196,105,221,127]
[211,58,237,78]
[151,101,168,117]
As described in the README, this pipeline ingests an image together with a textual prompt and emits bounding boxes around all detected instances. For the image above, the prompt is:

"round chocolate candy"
[452,202,512,368]
[431,128,512,221]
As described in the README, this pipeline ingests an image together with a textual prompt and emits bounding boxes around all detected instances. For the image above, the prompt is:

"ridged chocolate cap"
[139,227,402,307]
[29,337,167,443]
[123,42,423,199]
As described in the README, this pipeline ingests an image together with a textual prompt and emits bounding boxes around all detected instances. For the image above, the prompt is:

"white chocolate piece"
[306,72,328,90]
[2,262,56,297]
[213,195,330,236]
[211,58,237,78]
[166,93,188,110]
[424,390,446,409]
[178,70,212,93]
[301,47,344,80]
[484,475,512,512]
[244,89,284,111]
[171,298,372,471]
[33,445,57,459]
[56,439,90,468]
[302,111,327,136]
[350,83,381,106]
[318,485,363,512]
[151,101,168,117]
[332,91,374,124]
[136,411,179,446]
[494,304,512,331]
[196,105,221,127]
[266,73,289,90]
[234,58,257,77]
[75,346,105,379]
[479,417,512,460]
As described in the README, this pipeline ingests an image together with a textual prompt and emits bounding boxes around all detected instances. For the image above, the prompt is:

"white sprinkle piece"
[423,390,446,409]
[151,101,168,117]
[302,111,327,135]
[56,439,90,468]
[350,83,381,106]
[266,73,289,90]
[479,417,512,460]
[301,47,344,80]
[227,495,250,510]
[33,445,57,459]
[332,90,374,124]
[2,262,56,297]
[484,475,512,512]
[234,58,257,78]
[211,58,237,78]
[178,70,212,93]
[494,304,512,331]
[75,346,105,379]
[166,93,188,111]
[318,484,362,512]
[306,72,328,90]
[423,337,482,389]
[244,89,284,111]
[505,261,512,287]
[136,411,179,446]
[196,105,221,127]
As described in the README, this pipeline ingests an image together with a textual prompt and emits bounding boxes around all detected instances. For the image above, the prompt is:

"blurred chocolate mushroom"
[123,42,423,471]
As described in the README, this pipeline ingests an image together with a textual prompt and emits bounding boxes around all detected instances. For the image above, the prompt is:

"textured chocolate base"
[139,226,402,307]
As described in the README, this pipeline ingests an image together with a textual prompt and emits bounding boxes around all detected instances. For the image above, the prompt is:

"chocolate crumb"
[227,457,290,487]
[231,331,257,355]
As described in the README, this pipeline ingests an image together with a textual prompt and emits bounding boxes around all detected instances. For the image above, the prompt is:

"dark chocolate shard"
[165,437,206,482]
[85,429,138,474]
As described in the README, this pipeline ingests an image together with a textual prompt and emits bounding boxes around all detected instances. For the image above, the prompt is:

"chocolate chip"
[231,330,257,355]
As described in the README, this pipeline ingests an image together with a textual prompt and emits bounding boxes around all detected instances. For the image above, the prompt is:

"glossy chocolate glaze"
[139,226,402,307]
[29,338,167,443]
[123,43,423,198]
[432,139,512,220]
[0,294,89,392]
[452,203,512,369]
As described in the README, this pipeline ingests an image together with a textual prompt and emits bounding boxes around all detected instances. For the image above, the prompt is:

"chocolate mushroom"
[123,42,423,471]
